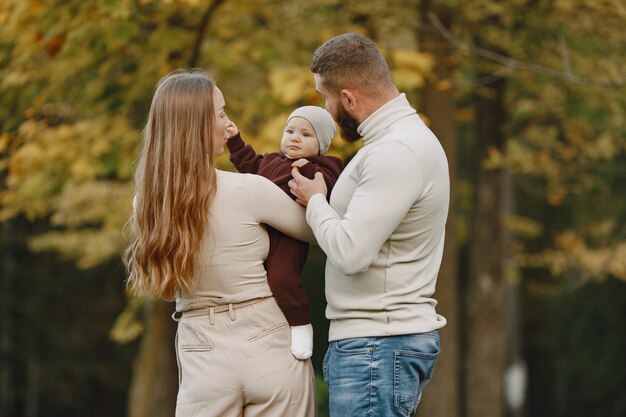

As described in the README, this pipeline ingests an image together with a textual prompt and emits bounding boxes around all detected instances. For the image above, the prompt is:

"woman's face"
[212,86,230,156]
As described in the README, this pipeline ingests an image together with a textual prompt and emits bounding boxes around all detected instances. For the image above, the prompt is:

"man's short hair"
[311,33,395,97]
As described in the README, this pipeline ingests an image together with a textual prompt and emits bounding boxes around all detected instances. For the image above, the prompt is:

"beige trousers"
[174,297,317,417]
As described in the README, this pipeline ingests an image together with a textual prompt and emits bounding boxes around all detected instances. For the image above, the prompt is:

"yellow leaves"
[587,219,618,241]
[0,133,9,153]
[481,145,506,170]
[1,116,138,221]
[436,79,453,91]
[390,49,435,90]
[161,0,205,5]
[109,21,139,45]
[27,181,135,268]
[0,0,622,289]
[1,70,36,88]
[556,230,583,252]
[392,49,434,72]
[547,188,567,206]
[44,34,65,57]
[50,181,134,229]
[563,119,592,147]
[110,296,144,344]
[516,224,626,281]
[28,0,46,15]
[1,120,137,261]
[505,104,624,207]
[268,67,314,106]
[392,69,426,91]
[587,132,618,160]
[0,8,10,26]
[255,111,292,153]
[554,230,626,280]
[98,0,133,20]
[29,228,124,269]
[491,139,558,177]
[609,247,626,279]
[504,215,543,239]
[554,0,626,31]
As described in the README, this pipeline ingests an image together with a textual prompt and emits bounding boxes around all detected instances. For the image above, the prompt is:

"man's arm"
[291,142,422,275]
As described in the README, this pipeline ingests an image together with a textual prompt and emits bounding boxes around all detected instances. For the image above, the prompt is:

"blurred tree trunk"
[416,2,460,417]
[127,300,178,417]
[465,75,508,417]
[0,221,17,416]
[503,169,526,417]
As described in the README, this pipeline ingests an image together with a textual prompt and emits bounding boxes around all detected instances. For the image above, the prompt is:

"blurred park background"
[1,0,625,416]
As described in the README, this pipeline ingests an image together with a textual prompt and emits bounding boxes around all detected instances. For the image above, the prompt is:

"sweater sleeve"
[246,174,316,243]
[305,141,423,275]
[227,133,264,174]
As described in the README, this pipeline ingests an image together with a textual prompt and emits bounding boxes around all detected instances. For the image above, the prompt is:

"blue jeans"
[322,331,440,417]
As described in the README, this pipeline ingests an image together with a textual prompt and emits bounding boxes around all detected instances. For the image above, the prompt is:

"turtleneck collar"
[357,93,417,146]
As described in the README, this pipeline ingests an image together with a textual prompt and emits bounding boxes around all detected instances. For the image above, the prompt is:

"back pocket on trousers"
[248,322,288,342]
[178,320,215,352]
[393,349,438,416]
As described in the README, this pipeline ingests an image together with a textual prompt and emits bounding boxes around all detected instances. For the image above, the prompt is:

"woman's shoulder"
[217,170,275,192]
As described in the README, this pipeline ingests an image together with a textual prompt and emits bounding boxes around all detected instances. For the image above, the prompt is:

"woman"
[123,69,317,417]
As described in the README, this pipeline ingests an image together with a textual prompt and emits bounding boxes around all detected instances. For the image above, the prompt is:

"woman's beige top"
[176,170,314,312]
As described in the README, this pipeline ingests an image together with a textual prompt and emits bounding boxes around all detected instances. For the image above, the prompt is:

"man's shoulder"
[384,119,444,155]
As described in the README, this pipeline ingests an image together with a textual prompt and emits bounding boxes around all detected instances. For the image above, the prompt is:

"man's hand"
[289,167,327,206]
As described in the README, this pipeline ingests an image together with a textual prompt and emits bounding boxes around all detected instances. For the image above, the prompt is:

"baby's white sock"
[290,324,313,360]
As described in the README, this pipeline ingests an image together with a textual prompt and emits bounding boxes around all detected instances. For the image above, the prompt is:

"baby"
[226,106,343,359]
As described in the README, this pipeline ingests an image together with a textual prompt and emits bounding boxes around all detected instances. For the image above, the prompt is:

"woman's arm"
[246,174,316,243]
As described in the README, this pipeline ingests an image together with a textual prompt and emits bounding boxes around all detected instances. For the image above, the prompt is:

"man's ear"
[340,89,358,110]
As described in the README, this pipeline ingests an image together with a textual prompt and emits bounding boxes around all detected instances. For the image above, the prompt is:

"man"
[289,33,450,417]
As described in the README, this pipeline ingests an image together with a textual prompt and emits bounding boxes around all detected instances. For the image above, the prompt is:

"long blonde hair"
[123,69,218,300]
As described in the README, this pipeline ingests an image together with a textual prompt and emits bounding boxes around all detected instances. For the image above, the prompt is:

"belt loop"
[209,307,215,325]
[172,311,182,322]
[228,303,236,321]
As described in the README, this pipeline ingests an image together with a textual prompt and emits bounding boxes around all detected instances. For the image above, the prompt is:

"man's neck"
[356,89,400,124]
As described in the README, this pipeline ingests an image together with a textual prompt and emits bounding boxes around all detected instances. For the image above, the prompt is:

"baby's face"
[281,117,320,159]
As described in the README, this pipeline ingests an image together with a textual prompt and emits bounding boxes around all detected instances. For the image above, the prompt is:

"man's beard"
[336,102,361,142]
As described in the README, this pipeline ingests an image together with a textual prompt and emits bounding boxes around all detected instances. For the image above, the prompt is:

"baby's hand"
[291,158,310,169]
[225,120,239,139]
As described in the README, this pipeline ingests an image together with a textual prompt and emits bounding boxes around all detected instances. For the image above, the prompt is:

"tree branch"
[188,0,227,67]
[427,12,624,87]
[559,35,573,79]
